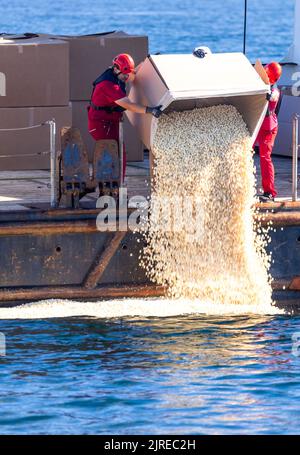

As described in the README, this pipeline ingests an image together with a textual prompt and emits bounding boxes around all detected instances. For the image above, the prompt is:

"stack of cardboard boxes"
[0,31,148,170]
[0,34,71,170]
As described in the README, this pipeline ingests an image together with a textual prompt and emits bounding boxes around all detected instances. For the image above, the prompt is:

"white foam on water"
[0,297,283,320]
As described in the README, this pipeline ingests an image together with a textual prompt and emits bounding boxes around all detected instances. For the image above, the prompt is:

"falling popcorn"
[140,105,273,306]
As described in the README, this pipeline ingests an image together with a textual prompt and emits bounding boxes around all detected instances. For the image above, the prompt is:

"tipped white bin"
[126,52,270,150]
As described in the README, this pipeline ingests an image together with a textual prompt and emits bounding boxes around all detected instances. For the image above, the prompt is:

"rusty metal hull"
[0,208,150,294]
[0,205,300,312]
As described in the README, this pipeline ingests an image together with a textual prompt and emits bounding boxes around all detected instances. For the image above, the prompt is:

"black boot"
[259,192,275,202]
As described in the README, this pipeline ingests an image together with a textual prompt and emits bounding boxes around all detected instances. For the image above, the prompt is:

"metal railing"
[0,118,57,208]
[292,113,300,201]
[48,120,57,208]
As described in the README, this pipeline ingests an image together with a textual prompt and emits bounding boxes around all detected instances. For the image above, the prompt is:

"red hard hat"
[265,62,282,85]
[113,53,135,74]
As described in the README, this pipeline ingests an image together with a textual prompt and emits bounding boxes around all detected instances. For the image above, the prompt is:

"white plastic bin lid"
[152,53,267,100]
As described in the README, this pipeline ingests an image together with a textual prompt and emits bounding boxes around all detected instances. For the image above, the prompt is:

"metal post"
[119,118,124,188]
[292,114,299,202]
[243,0,248,55]
[47,119,57,208]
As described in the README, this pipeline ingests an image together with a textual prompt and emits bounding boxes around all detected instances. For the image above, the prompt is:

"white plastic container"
[126,52,270,149]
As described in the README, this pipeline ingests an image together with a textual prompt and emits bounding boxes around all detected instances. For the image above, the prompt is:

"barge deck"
[0,154,295,210]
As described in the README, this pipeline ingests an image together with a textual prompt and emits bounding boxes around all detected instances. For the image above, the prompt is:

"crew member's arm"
[116,97,163,118]
[115,97,146,114]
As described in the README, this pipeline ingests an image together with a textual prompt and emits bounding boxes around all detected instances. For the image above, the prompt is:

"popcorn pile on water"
[140,105,273,306]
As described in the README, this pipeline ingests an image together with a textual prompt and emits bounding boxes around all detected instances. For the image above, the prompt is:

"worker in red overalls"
[255,62,282,202]
[88,53,162,180]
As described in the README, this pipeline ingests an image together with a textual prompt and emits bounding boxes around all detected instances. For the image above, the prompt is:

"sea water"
[0,309,299,434]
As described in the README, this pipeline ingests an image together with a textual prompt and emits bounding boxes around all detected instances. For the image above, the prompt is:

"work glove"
[266,91,279,103]
[146,105,163,118]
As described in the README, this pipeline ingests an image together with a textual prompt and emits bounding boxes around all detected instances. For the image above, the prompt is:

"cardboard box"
[123,115,144,162]
[127,54,269,150]
[71,101,93,157]
[71,100,144,161]
[0,105,72,170]
[58,32,148,100]
[0,35,69,107]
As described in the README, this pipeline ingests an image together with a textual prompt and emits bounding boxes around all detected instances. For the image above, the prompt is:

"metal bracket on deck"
[59,125,124,208]
[60,127,90,209]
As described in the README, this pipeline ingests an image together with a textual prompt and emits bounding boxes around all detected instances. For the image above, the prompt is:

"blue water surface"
[0,314,300,434]
[0,0,295,61]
